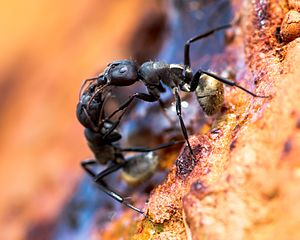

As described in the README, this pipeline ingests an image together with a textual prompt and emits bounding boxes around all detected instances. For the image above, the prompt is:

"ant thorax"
[138,61,192,93]
[169,64,193,91]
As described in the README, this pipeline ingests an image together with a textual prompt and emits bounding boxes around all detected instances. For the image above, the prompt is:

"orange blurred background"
[0,0,157,239]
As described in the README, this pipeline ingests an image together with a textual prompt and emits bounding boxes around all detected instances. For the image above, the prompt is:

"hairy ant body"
[76,78,183,216]
[82,24,267,163]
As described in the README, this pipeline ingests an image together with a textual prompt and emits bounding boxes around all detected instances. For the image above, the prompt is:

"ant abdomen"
[121,152,159,185]
[196,73,224,116]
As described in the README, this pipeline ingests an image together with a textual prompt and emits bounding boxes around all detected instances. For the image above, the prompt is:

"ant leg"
[81,159,98,176]
[184,24,231,67]
[173,88,195,161]
[104,96,177,140]
[106,93,157,120]
[116,140,185,152]
[82,107,99,132]
[102,93,157,138]
[81,160,146,216]
[194,70,268,98]
[79,77,98,99]
[81,141,184,216]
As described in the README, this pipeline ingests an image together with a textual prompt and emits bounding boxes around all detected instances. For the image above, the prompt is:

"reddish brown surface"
[280,10,300,42]
[0,1,154,239]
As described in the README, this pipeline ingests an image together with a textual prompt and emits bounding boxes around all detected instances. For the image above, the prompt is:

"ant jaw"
[96,74,107,84]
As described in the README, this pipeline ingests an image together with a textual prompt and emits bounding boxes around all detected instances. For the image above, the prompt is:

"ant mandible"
[76,78,183,216]
[81,23,267,164]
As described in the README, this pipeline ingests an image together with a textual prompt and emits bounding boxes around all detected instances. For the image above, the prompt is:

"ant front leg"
[107,92,157,120]
[81,159,147,216]
[79,77,98,99]
[102,92,157,139]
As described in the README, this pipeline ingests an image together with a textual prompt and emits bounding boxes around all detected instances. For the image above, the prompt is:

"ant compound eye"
[108,62,120,69]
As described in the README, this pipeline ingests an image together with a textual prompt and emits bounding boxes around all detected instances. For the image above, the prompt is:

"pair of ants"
[76,23,267,217]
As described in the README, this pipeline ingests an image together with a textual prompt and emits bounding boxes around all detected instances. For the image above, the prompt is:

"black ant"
[76,78,183,216]
[81,23,268,164]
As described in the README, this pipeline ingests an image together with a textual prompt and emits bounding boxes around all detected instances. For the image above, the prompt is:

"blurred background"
[0,0,233,239]
[0,0,161,239]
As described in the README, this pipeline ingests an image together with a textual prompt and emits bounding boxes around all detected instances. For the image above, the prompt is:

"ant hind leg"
[81,159,147,216]
[194,70,269,98]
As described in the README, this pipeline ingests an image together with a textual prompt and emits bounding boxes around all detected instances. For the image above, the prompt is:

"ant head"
[104,60,139,86]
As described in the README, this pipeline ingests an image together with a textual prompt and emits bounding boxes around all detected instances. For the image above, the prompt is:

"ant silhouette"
[80,23,268,164]
[76,79,183,216]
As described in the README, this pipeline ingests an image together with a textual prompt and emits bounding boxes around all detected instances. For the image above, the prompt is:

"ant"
[81,23,268,164]
[76,78,183,216]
